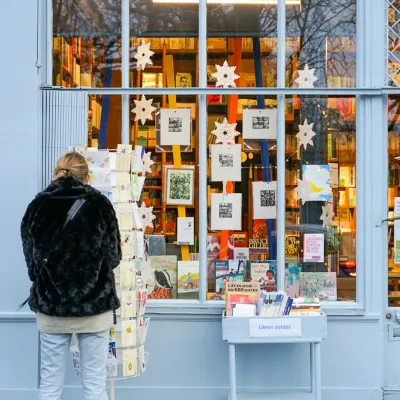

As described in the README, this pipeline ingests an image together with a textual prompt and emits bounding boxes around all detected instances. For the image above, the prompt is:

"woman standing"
[21,152,121,400]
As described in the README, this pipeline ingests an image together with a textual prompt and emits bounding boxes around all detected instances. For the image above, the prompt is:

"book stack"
[259,291,292,317]
[290,297,321,315]
[225,282,260,316]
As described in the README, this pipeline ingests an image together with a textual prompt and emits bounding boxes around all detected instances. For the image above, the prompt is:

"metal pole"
[198,0,207,303]
[121,0,130,144]
[228,344,237,400]
[109,377,115,400]
[276,0,286,290]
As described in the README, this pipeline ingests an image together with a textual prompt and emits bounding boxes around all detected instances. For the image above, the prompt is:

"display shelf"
[223,313,327,400]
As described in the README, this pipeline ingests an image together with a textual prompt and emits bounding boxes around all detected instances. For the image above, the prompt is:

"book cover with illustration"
[177,261,199,299]
[225,282,260,316]
[214,260,245,295]
[299,272,337,301]
[142,256,178,299]
[285,263,302,298]
[207,235,234,283]
[245,260,277,292]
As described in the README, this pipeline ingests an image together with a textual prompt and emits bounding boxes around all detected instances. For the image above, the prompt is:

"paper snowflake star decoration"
[295,178,314,204]
[295,64,318,88]
[212,118,240,145]
[131,95,156,125]
[212,61,240,88]
[320,203,335,228]
[296,119,316,150]
[134,40,154,71]
[142,151,154,174]
[137,203,156,229]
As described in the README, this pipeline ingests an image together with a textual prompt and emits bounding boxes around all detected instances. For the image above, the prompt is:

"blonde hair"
[53,152,89,183]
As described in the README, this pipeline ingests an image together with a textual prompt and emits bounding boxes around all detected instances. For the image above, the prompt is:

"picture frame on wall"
[166,167,195,206]
[176,73,192,88]
[243,108,277,140]
[211,193,242,231]
[210,144,242,182]
[158,108,192,147]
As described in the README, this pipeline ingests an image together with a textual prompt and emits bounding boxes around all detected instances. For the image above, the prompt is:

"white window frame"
[43,0,388,316]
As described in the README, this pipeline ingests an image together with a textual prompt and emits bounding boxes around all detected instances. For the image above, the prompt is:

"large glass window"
[51,0,360,305]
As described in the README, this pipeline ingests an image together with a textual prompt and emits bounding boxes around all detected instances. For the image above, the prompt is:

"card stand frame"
[155,107,193,153]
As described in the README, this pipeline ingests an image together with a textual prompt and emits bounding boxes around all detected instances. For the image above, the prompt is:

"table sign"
[249,318,302,338]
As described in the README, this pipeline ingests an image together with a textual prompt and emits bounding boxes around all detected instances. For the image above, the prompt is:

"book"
[215,260,245,295]
[299,272,337,301]
[246,261,277,292]
[284,263,302,298]
[177,261,200,299]
[146,235,166,256]
[225,282,260,316]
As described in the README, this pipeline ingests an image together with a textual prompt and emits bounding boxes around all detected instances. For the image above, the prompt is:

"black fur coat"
[21,177,121,317]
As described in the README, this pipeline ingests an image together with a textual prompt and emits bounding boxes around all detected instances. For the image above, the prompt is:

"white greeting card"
[131,175,146,202]
[117,203,134,231]
[243,108,277,140]
[139,317,150,345]
[252,181,277,219]
[116,144,132,172]
[121,291,137,319]
[160,108,191,146]
[121,320,137,347]
[211,193,242,231]
[132,146,144,173]
[120,262,136,289]
[116,174,132,202]
[123,349,138,377]
[177,217,194,245]
[303,234,324,263]
[121,231,134,260]
[133,230,145,258]
[210,144,242,182]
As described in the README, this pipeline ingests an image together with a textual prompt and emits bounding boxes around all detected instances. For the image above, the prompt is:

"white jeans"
[39,330,109,400]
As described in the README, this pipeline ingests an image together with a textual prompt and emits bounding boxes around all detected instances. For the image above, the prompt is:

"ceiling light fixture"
[153,0,301,5]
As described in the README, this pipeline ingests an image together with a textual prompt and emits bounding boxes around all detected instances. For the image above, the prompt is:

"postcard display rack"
[222,313,327,400]
[79,145,151,400]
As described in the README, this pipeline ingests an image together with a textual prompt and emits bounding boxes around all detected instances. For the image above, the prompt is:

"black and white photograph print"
[159,108,191,146]
[211,193,242,231]
[243,108,277,140]
[165,167,195,206]
[168,117,182,133]
[260,189,276,207]
[219,203,233,218]
[210,144,242,182]
[252,116,269,130]
[252,181,277,220]
[219,154,233,167]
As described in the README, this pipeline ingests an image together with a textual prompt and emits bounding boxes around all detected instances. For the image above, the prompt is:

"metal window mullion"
[356,0,365,88]
[199,0,207,304]
[121,0,130,144]
[276,0,286,291]
[46,0,52,85]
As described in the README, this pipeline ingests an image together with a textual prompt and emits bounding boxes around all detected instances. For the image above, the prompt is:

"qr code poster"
[159,108,191,146]
[210,144,242,182]
[211,193,242,231]
[252,181,277,219]
[243,108,277,140]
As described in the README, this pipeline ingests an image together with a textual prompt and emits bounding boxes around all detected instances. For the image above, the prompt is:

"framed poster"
[211,193,242,231]
[243,108,277,140]
[252,181,277,219]
[210,144,242,182]
[159,108,191,146]
[166,168,195,206]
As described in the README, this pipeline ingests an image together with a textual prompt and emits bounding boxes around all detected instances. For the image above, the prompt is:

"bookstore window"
[285,96,356,301]
[388,96,400,305]
[286,0,356,88]
[207,95,356,302]
[52,0,122,88]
